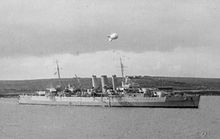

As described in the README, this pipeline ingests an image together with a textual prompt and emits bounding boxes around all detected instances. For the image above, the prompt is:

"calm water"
[0,96,219,139]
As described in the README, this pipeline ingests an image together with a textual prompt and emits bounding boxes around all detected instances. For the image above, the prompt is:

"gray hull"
[19,95,200,108]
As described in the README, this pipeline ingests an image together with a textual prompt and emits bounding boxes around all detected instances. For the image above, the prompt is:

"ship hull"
[18,95,200,108]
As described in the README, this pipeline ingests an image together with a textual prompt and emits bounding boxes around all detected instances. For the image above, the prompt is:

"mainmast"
[120,57,124,78]
[120,57,126,87]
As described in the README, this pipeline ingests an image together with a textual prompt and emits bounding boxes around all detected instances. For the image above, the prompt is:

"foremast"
[56,60,62,88]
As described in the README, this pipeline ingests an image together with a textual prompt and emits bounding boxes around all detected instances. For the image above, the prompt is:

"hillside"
[0,76,220,97]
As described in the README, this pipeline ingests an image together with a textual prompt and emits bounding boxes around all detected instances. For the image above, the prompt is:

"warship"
[18,60,200,108]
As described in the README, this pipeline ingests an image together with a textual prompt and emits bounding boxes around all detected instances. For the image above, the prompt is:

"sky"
[0,0,220,80]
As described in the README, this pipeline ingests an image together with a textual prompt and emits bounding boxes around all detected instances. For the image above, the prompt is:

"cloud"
[0,47,219,80]
[0,0,220,79]
[0,0,220,57]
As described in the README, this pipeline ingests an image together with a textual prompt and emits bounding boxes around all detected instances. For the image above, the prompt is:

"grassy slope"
[0,76,220,96]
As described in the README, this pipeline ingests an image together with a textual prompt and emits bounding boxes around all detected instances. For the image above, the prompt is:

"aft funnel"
[112,75,117,91]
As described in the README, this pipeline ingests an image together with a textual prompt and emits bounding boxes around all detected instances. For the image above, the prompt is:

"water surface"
[0,96,219,139]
